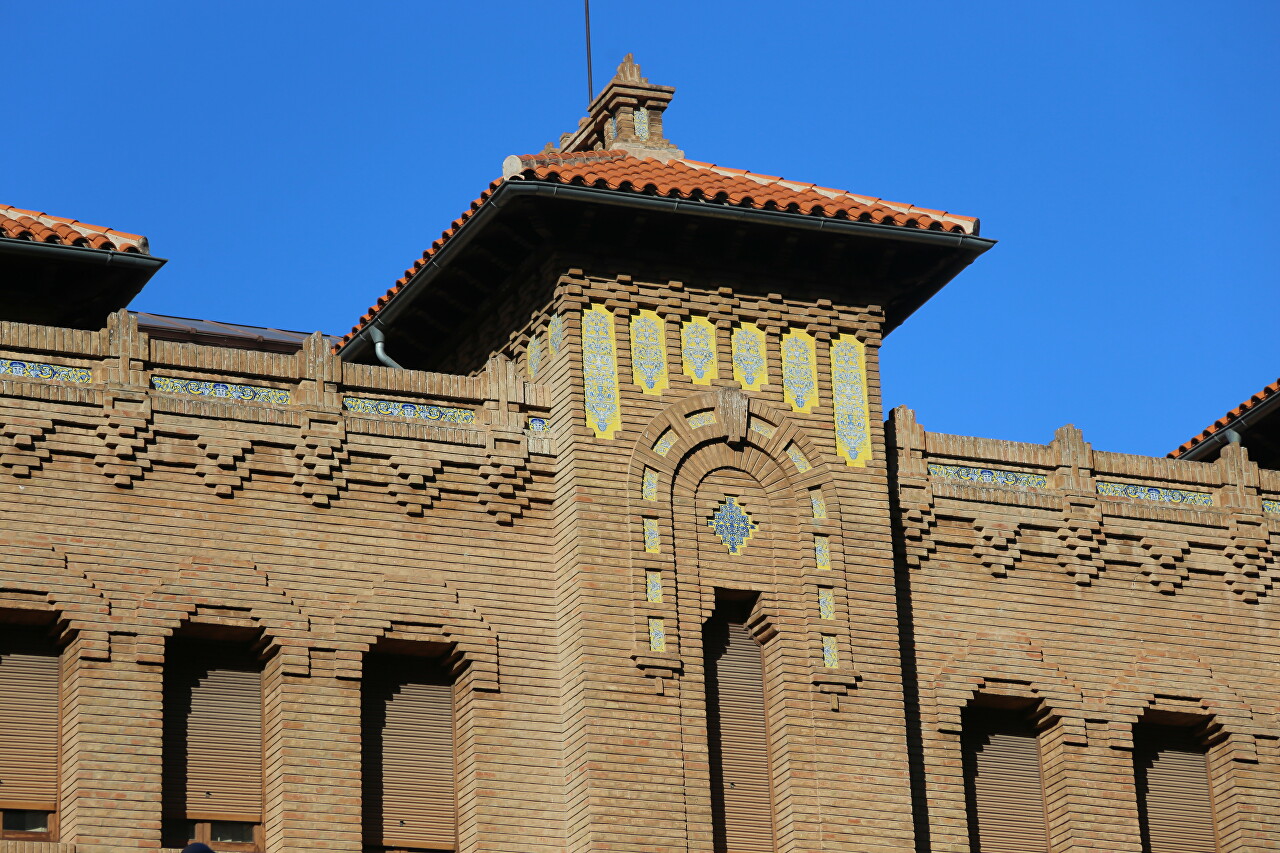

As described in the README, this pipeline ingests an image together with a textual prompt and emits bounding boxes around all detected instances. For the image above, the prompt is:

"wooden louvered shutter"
[962,708,1050,852]
[0,634,60,811]
[706,618,774,853]
[166,651,263,823]
[1135,725,1218,853]
[364,660,456,851]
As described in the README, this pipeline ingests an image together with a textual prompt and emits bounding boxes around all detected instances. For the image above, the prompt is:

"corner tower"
[337,56,993,853]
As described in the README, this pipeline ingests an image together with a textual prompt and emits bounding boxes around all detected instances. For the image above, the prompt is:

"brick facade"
[1,57,1276,853]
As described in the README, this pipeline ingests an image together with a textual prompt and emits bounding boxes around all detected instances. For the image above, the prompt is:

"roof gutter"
[0,236,167,277]
[1175,389,1280,461]
[339,178,996,360]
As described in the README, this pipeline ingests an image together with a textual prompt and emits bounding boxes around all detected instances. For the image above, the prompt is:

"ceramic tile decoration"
[928,463,1048,489]
[343,397,473,422]
[1096,481,1214,506]
[732,322,768,392]
[680,316,718,385]
[527,333,543,379]
[786,444,812,473]
[645,571,663,603]
[821,635,839,669]
[831,333,871,466]
[810,491,828,519]
[647,617,666,651]
[815,535,831,570]
[818,588,836,620]
[708,497,758,555]
[633,106,650,140]
[156,376,290,405]
[1265,499,1280,514]
[781,329,819,413]
[1,358,92,384]
[629,310,669,394]
[548,314,565,355]
[749,419,776,439]
[581,305,622,439]
[687,410,716,429]
[643,518,661,553]
[528,417,550,433]
[642,468,659,501]
[653,430,676,457]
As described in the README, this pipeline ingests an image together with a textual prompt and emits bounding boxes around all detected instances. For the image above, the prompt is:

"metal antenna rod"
[584,0,594,106]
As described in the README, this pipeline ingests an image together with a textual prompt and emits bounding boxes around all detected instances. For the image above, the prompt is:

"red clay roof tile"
[0,204,150,254]
[336,151,980,350]
[1170,377,1280,458]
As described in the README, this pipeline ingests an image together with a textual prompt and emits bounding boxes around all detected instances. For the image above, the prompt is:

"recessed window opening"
[704,593,775,853]
[1134,715,1220,853]
[0,617,61,842]
[362,640,457,853]
[961,700,1051,853]
[162,629,265,852]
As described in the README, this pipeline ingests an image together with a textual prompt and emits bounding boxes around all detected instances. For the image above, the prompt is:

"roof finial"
[615,53,646,84]
[555,54,684,162]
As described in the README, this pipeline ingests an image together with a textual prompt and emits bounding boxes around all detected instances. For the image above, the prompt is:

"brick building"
[0,56,1275,853]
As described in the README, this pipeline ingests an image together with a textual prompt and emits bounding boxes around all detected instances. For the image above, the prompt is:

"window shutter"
[707,618,774,853]
[963,708,1050,852]
[364,662,456,851]
[1135,726,1218,853]
[166,656,263,823]
[0,635,60,810]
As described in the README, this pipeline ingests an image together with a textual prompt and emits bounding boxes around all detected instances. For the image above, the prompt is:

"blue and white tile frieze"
[153,376,289,404]
[343,397,475,423]
[2,358,92,384]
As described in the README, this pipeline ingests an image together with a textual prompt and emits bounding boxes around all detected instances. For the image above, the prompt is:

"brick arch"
[134,557,311,674]
[1100,650,1261,762]
[0,533,111,658]
[629,387,838,512]
[925,632,1089,744]
[332,578,499,692]
[624,388,855,691]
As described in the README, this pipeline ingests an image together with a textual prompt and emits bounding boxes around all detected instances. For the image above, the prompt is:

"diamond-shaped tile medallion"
[708,496,758,555]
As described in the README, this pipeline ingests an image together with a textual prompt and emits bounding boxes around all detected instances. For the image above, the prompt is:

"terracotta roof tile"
[0,203,149,254]
[1170,377,1280,458]
[336,151,979,350]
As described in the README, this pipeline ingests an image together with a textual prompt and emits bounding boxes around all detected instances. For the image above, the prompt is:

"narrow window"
[962,706,1050,852]
[1134,723,1218,853]
[163,638,263,851]
[363,652,456,852]
[705,608,774,853]
[0,625,59,841]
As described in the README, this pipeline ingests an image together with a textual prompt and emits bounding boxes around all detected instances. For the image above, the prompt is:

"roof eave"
[338,178,996,361]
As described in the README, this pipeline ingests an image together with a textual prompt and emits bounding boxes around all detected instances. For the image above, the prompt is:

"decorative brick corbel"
[197,435,254,497]
[478,456,532,525]
[0,415,53,478]
[900,503,937,570]
[1224,518,1275,603]
[1058,495,1104,585]
[1139,537,1190,594]
[95,391,154,487]
[974,523,1021,578]
[293,412,348,507]
[389,454,443,517]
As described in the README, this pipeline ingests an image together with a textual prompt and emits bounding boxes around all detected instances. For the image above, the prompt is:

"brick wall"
[892,406,1280,852]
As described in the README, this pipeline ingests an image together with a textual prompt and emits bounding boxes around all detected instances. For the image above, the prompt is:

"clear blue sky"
[8,2,1276,457]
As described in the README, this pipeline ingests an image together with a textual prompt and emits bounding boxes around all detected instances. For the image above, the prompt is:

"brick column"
[59,633,164,851]
[263,649,362,853]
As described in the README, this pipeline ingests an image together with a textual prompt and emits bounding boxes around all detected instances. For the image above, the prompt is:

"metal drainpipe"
[368,325,403,370]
